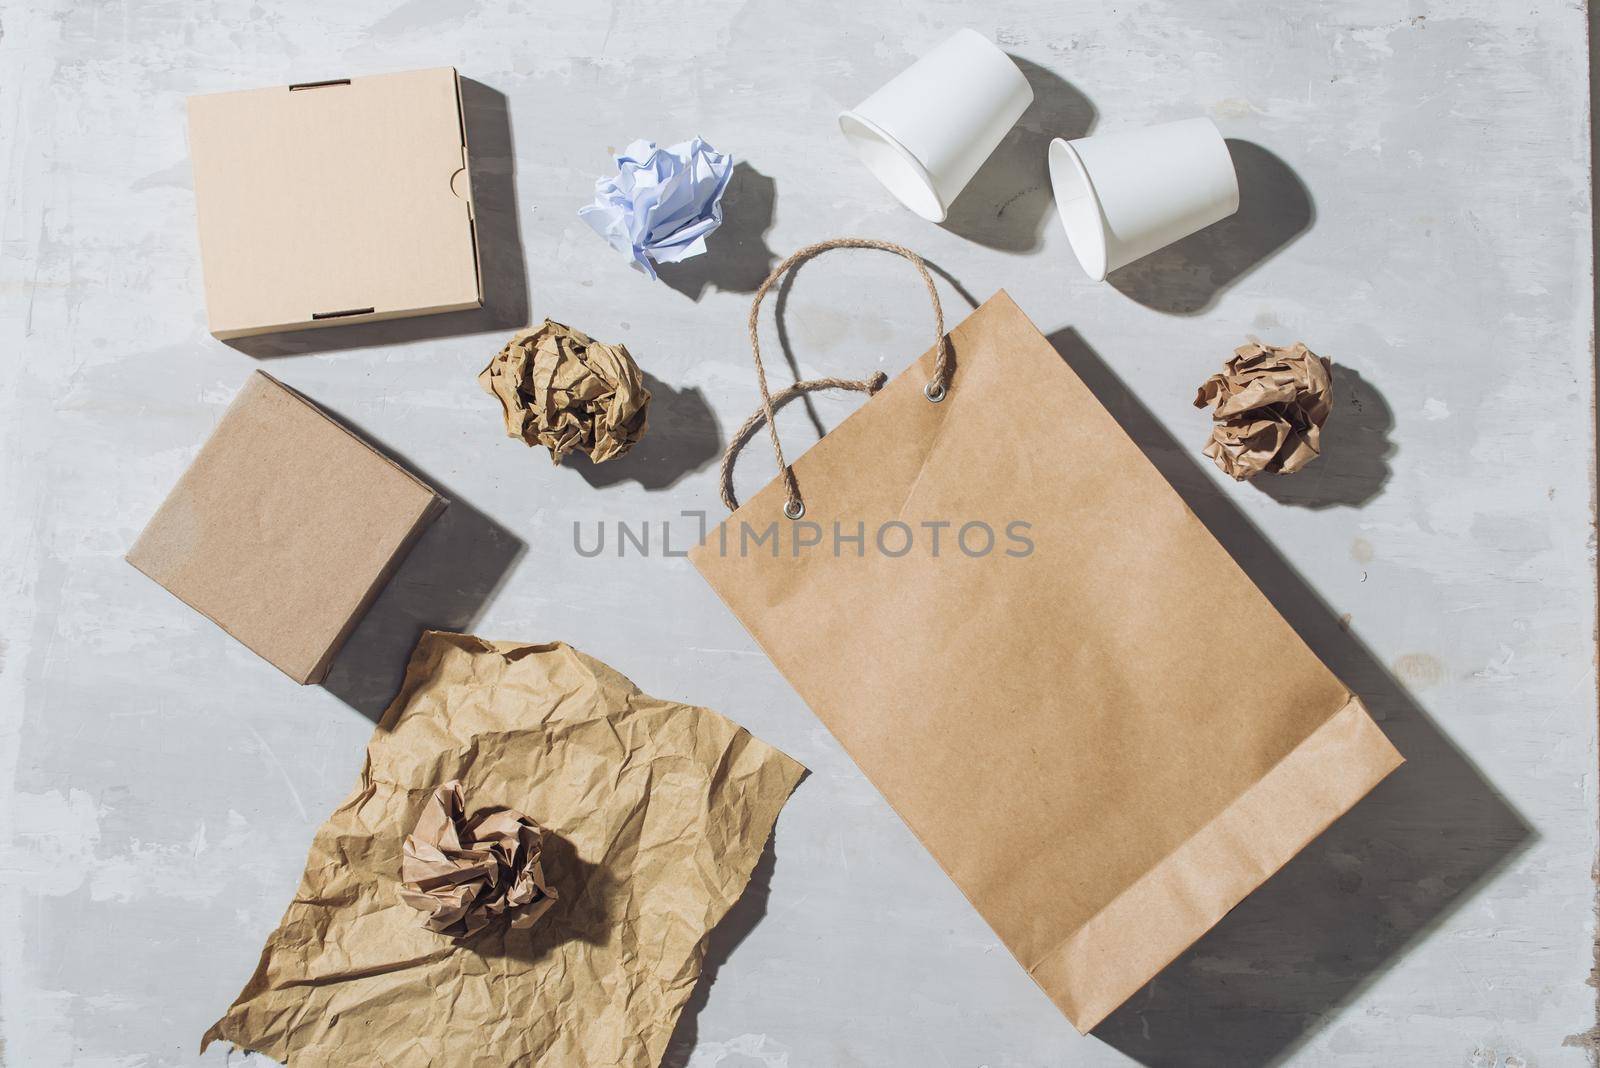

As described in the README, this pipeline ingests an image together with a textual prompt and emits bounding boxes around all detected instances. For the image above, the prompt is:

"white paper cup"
[1048,117,1240,281]
[839,29,1034,223]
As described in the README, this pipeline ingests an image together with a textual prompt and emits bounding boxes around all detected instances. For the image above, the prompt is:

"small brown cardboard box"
[127,372,447,684]
[187,67,482,340]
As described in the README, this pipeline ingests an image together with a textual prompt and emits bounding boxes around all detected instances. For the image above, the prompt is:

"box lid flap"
[188,67,481,336]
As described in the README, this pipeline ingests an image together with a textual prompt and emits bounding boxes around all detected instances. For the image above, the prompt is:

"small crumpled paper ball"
[479,319,650,464]
[1194,341,1334,480]
[578,137,734,279]
[398,780,557,941]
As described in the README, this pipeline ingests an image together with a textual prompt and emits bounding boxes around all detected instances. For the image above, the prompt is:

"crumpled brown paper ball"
[1194,341,1334,480]
[479,319,650,464]
[398,780,557,940]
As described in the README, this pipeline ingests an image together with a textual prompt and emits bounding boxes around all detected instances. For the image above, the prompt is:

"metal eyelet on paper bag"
[718,238,951,513]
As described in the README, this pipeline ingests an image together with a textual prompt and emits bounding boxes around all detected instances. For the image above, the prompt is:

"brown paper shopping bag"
[690,240,1403,1032]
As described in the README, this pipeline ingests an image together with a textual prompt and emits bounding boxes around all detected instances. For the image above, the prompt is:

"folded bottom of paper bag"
[1028,693,1403,1032]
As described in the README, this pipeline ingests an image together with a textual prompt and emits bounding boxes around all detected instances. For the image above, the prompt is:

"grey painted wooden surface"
[0,1,1592,1065]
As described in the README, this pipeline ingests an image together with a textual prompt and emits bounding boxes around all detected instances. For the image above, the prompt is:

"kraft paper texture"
[203,631,804,1066]
[691,291,1402,1032]
[1194,339,1334,480]
[480,319,650,464]
[398,779,558,940]
[126,371,446,685]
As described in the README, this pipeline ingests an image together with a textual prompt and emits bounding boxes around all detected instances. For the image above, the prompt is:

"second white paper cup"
[1048,117,1240,280]
[839,29,1034,222]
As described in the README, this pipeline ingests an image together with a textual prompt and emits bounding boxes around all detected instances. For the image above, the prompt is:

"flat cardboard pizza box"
[127,371,448,684]
[187,66,482,339]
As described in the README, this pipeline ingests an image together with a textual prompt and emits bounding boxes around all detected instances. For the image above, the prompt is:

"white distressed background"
[0,1,1593,1065]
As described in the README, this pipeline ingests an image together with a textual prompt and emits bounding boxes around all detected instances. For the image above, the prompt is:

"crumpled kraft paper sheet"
[202,631,805,1067]
[398,779,558,940]
[1194,340,1334,480]
[479,319,651,464]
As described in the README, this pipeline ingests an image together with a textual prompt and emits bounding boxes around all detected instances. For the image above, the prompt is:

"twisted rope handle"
[719,238,950,514]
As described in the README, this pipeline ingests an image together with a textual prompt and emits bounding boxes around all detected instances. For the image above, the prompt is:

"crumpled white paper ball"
[578,137,734,280]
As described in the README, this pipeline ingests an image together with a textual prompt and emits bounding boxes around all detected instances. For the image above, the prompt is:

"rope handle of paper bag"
[718,238,951,518]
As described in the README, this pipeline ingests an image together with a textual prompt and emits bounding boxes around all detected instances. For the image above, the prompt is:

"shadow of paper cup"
[1048,117,1240,281]
[839,29,1034,223]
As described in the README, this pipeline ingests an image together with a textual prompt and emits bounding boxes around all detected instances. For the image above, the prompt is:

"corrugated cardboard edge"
[1028,692,1405,1032]
[452,67,484,318]
[210,299,487,342]
[124,371,448,685]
